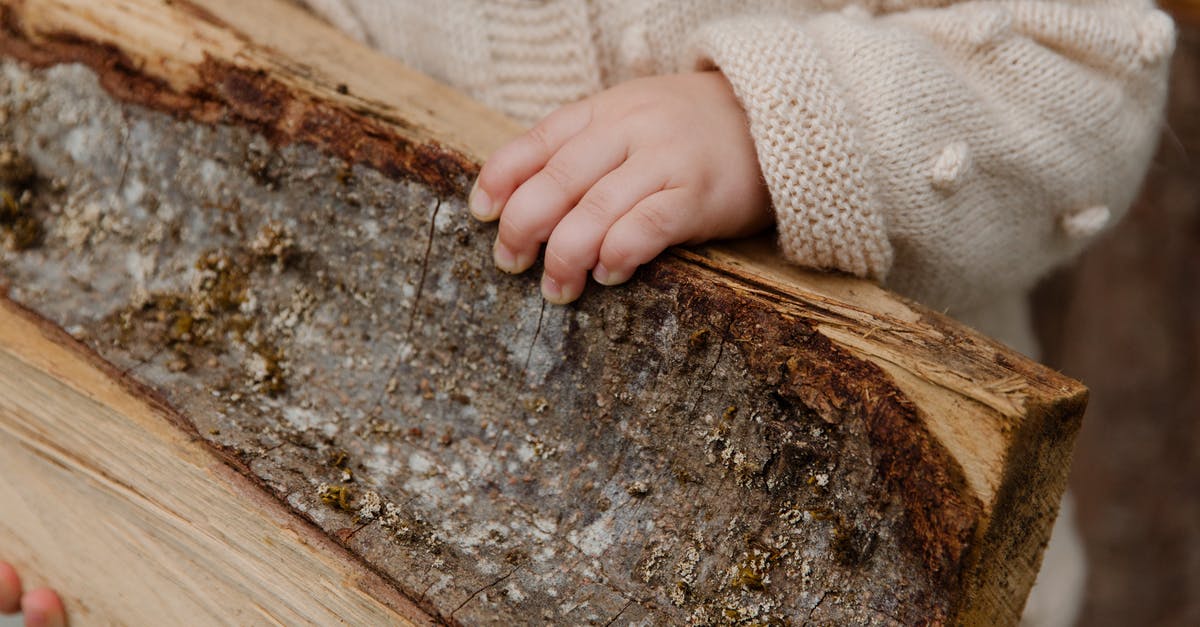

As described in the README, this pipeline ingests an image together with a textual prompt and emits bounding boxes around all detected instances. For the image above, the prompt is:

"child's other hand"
[469,72,772,304]
[1,561,65,627]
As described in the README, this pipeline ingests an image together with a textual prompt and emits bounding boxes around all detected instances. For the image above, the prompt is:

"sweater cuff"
[687,16,892,280]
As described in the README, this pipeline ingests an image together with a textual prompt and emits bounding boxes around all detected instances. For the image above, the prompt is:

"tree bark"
[0,1,1085,624]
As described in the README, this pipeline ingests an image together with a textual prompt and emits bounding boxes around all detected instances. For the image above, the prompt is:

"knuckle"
[499,210,537,244]
[636,201,679,242]
[539,160,576,195]
[617,91,659,116]
[480,145,524,187]
[547,224,596,268]
[621,102,667,134]
[558,98,595,130]
[574,185,615,221]
[475,157,506,191]
[525,124,555,153]
[600,233,637,267]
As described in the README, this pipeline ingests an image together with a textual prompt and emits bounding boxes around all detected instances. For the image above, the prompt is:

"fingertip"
[540,274,563,303]
[595,188,691,286]
[0,562,21,614]
[493,241,534,275]
[467,181,500,222]
[592,263,633,286]
[21,588,65,627]
[493,240,517,273]
[540,273,580,305]
[473,102,591,221]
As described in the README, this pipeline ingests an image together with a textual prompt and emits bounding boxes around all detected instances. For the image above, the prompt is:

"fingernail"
[593,263,629,286]
[24,609,44,627]
[541,274,563,302]
[494,242,519,273]
[22,606,48,627]
[468,183,496,220]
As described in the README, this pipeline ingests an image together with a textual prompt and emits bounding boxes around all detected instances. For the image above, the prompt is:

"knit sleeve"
[687,1,1173,312]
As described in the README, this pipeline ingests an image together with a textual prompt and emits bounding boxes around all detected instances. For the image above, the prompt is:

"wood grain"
[0,300,431,626]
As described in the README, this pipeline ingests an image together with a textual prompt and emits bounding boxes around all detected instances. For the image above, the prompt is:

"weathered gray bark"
[0,1,1086,624]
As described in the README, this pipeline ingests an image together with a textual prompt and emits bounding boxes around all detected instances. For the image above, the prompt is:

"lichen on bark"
[0,58,980,625]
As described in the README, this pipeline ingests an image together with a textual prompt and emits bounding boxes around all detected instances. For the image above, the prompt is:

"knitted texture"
[688,17,893,280]
[301,0,1173,340]
[303,0,602,121]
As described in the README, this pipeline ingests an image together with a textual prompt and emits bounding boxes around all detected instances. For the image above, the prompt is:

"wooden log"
[0,0,1086,624]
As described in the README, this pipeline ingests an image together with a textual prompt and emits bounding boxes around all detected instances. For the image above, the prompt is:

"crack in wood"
[448,563,523,619]
[115,107,131,195]
[342,518,376,542]
[8,421,191,529]
[804,590,830,625]
[686,335,727,419]
[407,196,441,337]
[602,598,634,627]
[523,296,546,376]
[367,196,444,415]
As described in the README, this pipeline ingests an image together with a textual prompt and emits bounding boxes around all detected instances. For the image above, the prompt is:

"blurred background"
[1032,2,1199,624]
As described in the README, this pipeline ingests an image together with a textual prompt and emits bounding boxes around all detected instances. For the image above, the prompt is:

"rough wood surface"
[0,300,431,626]
[0,0,1087,624]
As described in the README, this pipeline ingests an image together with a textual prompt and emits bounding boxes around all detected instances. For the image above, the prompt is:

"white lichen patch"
[567,516,616,558]
[676,546,701,587]
[408,451,434,474]
[280,405,325,431]
[626,481,650,497]
[641,543,670,583]
[533,545,560,565]
[359,218,380,239]
[357,490,383,521]
[361,443,403,479]
[287,490,325,524]
[498,292,567,384]
[269,286,316,333]
[454,520,510,552]
[529,515,558,542]
[125,249,157,308]
[120,175,146,207]
[424,574,453,598]
[503,584,526,603]
[520,434,558,461]
[475,558,501,577]
[198,158,226,188]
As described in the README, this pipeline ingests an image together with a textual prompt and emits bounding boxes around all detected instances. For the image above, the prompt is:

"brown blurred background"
[1031,4,1200,625]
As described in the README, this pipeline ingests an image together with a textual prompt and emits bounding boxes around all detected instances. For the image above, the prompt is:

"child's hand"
[1,561,65,627]
[469,71,772,304]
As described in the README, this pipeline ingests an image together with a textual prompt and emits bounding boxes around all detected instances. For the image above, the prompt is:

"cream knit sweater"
[303,0,1173,355]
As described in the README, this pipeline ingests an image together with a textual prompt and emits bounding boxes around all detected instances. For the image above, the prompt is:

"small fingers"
[469,101,592,222]
[540,159,665,303]
[0,562,21,614]
[21,588,65,627]
[493,126,630,274]
[595,188,696,286]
